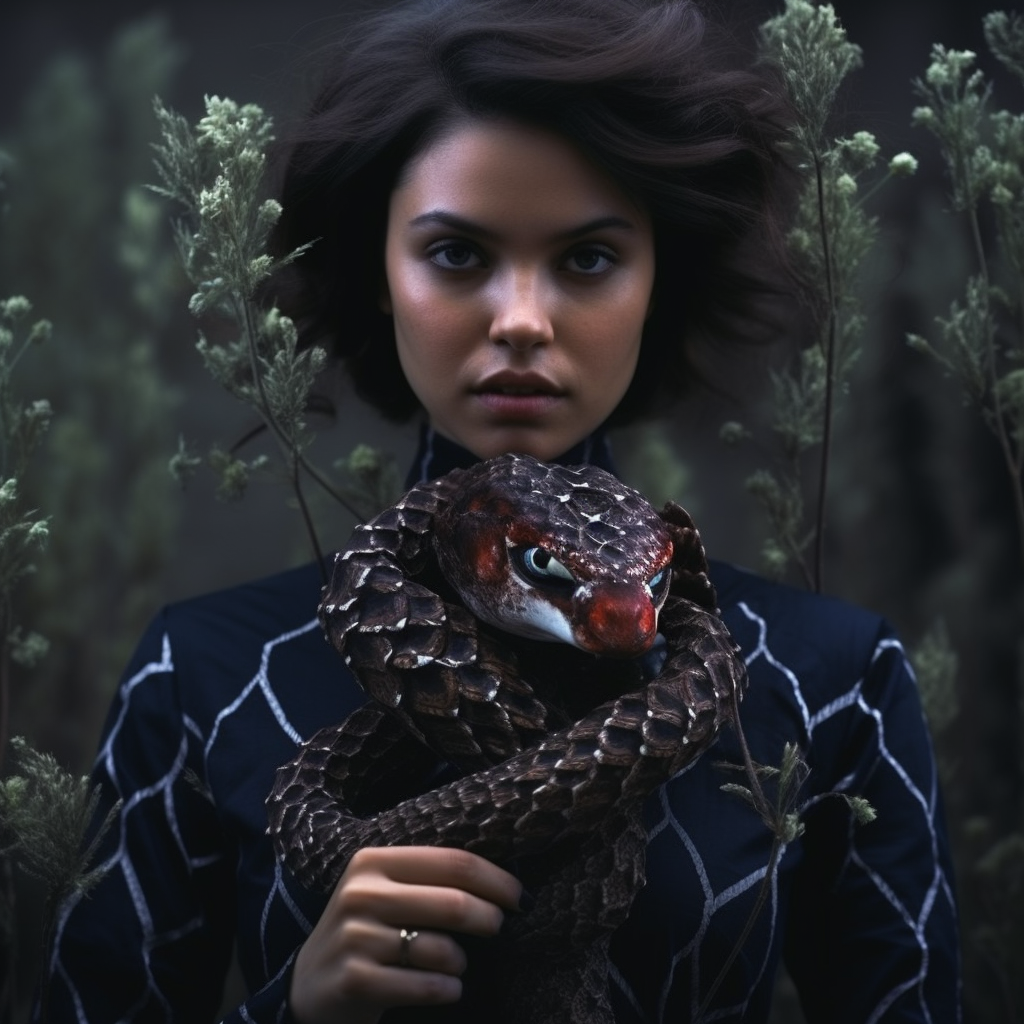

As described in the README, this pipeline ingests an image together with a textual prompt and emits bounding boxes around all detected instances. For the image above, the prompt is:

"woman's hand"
[289,846,523,1024]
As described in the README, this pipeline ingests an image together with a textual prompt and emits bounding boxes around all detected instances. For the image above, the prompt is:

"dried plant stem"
[697,686,784,1019]
[0,858,14,1024]
[974,891,1018,1024]
[697,839,784,1019]
[791,539,815,592]
[36,894,57,1024]
[236,294,328,573]
[233,291,365,568]
[0,627,9,774]
[813,152,839,595]
[783,457,815,591]
[965,209,1024,569]
[290,459,325,574]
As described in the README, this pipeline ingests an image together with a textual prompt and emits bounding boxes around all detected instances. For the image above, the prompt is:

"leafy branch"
[1,174,118,1021]
[908,12,1024,570]
[150,96,365,572]
[724,0,916,591]
[701,709,874,1018]
[0,738,120,1023]
[0,294,53,773]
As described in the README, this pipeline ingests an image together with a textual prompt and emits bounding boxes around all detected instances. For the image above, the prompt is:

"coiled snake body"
[267,454,747,1022]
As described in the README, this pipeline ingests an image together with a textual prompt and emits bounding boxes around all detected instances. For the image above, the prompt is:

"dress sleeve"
[36,612,301,1024]
[784,627,961,1022]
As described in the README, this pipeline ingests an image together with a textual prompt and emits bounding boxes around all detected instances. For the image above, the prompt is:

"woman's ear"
[378,276,393,315]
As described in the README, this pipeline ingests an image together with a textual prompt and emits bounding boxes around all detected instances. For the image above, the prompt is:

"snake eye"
[513,546,576,587]
[646,567,671,604]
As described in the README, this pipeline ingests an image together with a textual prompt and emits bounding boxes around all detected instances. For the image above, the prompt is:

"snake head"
[434,454,674,658]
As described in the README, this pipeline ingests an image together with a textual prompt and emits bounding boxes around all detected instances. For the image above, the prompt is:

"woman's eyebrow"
[407,210,639,239]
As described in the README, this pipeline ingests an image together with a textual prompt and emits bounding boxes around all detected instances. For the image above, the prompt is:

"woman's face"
[382,119,656,461]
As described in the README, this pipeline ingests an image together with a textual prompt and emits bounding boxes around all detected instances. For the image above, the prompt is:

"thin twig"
[967,206,1024,570]
[0,604,10,773]
[696,686,786,1019]
[235,293,331,569]
[696,839,784,1019]
[0,858,15,1024]
[813,152,839,595]
[233,290,366,530]
[290,457,328,586]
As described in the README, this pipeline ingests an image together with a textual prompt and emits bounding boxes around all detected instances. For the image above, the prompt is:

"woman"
[41,0,960,1021]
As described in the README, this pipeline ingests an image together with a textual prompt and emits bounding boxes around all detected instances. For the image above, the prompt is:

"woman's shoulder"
[704,561,927,800]
[160,560,327,654]
[709,558,891,650]
[707,558,903,710]
[129,560,347,726]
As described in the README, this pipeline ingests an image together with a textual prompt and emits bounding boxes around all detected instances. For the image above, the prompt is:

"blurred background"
[1,0,1021,1020]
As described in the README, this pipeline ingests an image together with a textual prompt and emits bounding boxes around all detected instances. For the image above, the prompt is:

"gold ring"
[398,928,419,968]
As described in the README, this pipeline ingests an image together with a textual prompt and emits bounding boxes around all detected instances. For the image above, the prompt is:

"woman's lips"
[472,373,566,418]
[474,390,564,417]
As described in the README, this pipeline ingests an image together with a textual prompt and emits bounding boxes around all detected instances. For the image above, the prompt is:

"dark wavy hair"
[271,0,795,424]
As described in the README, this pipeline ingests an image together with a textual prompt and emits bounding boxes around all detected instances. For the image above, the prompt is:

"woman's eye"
[565,246,616,275]
[428,243,483,270]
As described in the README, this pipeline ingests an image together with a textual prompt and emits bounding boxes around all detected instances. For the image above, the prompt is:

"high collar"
[404,423,618,489]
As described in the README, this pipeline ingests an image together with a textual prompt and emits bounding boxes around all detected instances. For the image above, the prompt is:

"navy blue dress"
[41,432,960,1022]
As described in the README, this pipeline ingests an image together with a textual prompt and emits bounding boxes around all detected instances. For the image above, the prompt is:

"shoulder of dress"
[157,560,330,671]
[710,558,887,631]
[137,560,357,731]
[165,560,326,618]
[708,558,900,685]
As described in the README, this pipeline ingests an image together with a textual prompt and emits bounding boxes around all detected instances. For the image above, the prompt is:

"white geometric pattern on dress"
[51,620,322,1022]
[51,635,178,1020]
[46,591,958,1023]
[608,602,956,1023]
[205,618,320,762]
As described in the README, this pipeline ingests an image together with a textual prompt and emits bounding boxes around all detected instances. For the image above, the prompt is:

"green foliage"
[0,295,52,621]
[616,423,693,514]
[986,10,1024,83]
[150,95,355,559]
[758,0,862,154]
[0,288,54,777]
[334,444,403,522]
[0,737,118,903]
[0,737,120,1021]
[720,741,811,844]
[0,17,184,758]
[715,738,875,1020]
[910,619,960,738]
[909,12,1024,567]
[972,832,1024,1016]
[727,1,913,590]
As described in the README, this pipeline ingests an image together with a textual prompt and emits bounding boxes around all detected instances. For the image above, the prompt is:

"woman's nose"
[488,267,555,350]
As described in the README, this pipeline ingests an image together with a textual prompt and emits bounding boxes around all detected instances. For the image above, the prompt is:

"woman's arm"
[40,609,523,1024]
[785,632,961,1022]
[40,615,238,1022]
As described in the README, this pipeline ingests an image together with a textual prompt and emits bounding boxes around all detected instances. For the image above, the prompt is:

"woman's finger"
[346,846,522,909]
[336,872,506,936]
[336,960,464,1008]
[340,918,468,976]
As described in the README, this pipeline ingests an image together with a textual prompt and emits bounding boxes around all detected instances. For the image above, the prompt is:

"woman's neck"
[405,423,617,488]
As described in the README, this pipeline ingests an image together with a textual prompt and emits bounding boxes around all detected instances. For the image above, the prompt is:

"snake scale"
[267,453,747,1022]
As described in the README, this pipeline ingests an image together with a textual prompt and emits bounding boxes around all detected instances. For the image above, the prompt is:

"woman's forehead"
[389,119,651,233]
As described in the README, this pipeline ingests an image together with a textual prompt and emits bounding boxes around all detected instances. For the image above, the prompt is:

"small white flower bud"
[889,152,919,176]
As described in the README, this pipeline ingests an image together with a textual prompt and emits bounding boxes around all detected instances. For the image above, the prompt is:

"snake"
[267,453,747,1022]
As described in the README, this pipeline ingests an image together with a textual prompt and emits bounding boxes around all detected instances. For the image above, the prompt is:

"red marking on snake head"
[450,519,508,588]
[574,583,658,658]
